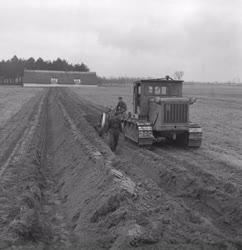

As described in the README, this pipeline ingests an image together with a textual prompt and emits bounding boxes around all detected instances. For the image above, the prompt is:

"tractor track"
[120,141,242,240]
[153,145,242,187]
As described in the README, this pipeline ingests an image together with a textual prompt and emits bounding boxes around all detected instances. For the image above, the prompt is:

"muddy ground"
[0,87,242,249]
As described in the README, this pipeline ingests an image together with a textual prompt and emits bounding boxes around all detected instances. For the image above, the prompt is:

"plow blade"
[188,124,202,148]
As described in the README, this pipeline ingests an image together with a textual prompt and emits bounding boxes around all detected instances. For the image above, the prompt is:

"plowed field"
[0,85,241,250]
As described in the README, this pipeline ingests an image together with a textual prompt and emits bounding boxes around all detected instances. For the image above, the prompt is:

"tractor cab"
[133,76,183,120]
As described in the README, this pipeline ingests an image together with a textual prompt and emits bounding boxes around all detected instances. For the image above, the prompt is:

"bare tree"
[173,71,184,80]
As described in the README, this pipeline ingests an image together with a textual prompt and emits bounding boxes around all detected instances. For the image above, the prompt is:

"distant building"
[23,70,99,87]
[0,76,22,85]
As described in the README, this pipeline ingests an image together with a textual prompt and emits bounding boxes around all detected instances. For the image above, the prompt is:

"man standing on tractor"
[107,112,122,152]
[116,97,127,117]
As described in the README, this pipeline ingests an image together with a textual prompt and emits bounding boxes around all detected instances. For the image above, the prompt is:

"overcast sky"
[0,0,241,81]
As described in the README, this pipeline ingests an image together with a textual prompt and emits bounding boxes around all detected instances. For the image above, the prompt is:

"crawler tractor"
[122,76,202,148]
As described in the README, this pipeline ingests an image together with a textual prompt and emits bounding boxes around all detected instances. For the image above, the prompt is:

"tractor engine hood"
[149,96,191,104]
[149,97,191,126]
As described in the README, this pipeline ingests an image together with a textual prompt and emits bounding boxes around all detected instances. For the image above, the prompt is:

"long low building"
[23,70,99,87]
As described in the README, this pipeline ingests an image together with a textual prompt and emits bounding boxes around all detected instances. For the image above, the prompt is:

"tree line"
[0,55,90,83]
[98,72,185,85]
[98,76,141,85]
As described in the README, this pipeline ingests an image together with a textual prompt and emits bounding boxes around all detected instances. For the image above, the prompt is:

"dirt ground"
[0,86,42,127]
[0,84,242,249]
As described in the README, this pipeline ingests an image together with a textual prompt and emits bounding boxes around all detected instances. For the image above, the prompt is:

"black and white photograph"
[0,0,241,249]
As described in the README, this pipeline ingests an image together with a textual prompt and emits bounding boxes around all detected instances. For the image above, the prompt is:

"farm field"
[73,83,242,183]
[0,84,241,249]
[0,87,42,127]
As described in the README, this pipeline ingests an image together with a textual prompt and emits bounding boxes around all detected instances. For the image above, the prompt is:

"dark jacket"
[116,100,127,114]
[108,116,122,132]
